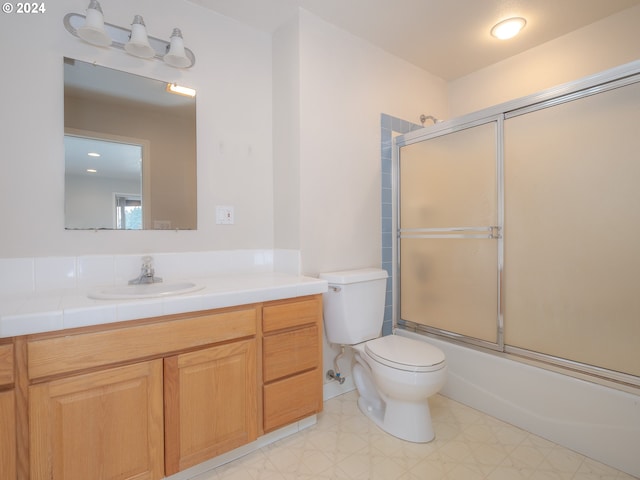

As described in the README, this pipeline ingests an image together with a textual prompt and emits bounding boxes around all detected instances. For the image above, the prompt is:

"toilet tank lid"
[319,268,388,285]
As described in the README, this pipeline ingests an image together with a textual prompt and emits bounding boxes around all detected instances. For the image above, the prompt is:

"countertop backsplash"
[0,249,302,296]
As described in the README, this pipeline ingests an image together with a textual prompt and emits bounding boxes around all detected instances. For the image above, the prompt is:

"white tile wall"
[0,257,34,294]
[34,256,77,291]
[0,249,302,295]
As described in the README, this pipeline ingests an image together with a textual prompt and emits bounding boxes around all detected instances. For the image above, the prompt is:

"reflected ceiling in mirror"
[64,57,197,230]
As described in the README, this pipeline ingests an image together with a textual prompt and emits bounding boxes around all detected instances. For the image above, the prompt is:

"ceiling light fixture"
[63,1,196,68]
[87,152,101,157]
[491,17,526,40]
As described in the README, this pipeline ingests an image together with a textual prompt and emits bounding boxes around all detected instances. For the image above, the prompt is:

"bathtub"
[393,330,640,478]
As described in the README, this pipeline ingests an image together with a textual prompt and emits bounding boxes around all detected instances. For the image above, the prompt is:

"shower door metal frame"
[390,59,640,387]
[394,115,505,352]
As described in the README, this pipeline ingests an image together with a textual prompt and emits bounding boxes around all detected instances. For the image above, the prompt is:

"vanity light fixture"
[75,0,111,47]
[124,15,155,59]
[490,17,526,40]
[166,83,196,98]
[164,29,191,68]
[63,1,196,68]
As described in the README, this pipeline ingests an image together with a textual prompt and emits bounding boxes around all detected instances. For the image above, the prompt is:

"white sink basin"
[89,282,204,300]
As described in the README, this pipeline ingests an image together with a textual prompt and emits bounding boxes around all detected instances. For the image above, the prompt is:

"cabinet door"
[0,343,13,386]
[164,339,257,475]
[29,360,164,480]
[0,389,16,480]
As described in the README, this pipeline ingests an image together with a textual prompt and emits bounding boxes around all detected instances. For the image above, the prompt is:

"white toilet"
[320,268,446,443]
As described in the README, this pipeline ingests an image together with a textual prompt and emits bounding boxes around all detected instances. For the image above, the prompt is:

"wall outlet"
[216,206,234,225]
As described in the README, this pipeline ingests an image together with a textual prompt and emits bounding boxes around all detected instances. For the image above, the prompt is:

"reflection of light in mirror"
[88,152,101,157]
[87,169,97,173]
[166,83,196,97]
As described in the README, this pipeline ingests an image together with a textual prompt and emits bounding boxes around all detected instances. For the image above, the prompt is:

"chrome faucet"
[129,256,163,285]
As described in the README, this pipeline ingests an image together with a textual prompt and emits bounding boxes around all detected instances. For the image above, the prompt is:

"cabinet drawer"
[263,369,322,432]
[263,325,319,382]
[28,307,257,380]
[262,296,321,333]
[0,343,13,386]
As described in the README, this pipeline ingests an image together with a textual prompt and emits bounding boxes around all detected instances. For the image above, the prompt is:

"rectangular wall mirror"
[64,57,197,230]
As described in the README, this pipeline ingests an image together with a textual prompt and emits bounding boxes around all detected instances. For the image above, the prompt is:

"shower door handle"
[399,226,501,239]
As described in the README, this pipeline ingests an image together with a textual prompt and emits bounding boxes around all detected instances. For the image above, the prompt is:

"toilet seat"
[365,335,445,372]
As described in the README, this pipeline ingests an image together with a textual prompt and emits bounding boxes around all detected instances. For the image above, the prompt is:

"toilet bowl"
[319,268,447,443]
[352,335,446,442]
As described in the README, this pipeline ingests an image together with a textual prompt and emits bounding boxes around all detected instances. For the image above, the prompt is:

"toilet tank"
[319,268,388,345]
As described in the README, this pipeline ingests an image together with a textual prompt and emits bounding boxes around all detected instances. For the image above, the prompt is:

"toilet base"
[351,345,443,443]
[357,394,435,443]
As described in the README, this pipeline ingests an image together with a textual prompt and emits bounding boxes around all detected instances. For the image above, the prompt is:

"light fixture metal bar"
[63,13,196,67]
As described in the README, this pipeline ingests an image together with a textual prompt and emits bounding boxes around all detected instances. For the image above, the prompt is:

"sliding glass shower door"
[395,69,640,383]
[398,119,503,348]
[503,81,640,378]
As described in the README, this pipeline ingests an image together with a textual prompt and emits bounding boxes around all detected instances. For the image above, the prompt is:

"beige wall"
[292,9,448,276]
[448,5,640,117]
[273,15,302,250]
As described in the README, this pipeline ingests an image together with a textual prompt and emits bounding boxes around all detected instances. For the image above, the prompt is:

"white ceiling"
[65,135,142,181]
[185,0,640,80]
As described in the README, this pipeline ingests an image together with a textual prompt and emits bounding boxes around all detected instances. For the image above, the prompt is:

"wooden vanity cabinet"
[0,342,16,480]
[25,306,258,480]
[262,295,323,432]
[12,295,323,479]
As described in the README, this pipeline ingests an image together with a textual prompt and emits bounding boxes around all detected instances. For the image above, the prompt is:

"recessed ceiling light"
[88,152,101,157]
[87,169,97,173]
[491,17,526,40]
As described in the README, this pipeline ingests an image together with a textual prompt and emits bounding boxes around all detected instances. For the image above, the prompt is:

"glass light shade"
[77,0,111,47]
[164,28,191,68]
[124,15,156,59]
[490,17,526,40]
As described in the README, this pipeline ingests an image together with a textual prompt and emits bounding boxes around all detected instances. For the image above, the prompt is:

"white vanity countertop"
[0,272,328,338]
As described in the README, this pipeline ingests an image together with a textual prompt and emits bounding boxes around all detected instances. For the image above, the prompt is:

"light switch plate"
[216,205,234,224]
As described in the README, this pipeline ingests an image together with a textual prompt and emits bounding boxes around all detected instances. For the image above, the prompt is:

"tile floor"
[193,391,637,480]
